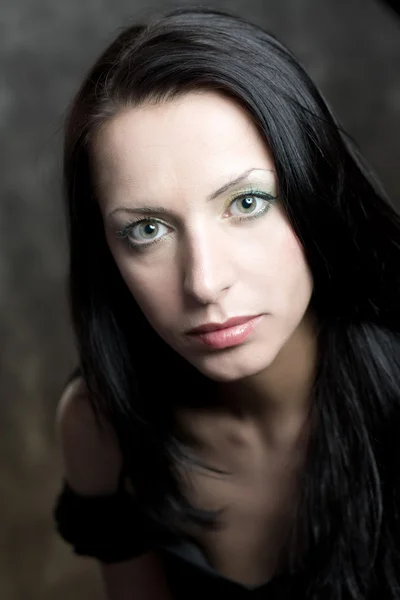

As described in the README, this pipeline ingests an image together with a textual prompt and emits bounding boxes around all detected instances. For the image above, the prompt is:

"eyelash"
[116,190,277,251]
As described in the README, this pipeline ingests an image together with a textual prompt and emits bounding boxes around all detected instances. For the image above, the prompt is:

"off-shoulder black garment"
[54,480,304,599]
[54,368,304,597]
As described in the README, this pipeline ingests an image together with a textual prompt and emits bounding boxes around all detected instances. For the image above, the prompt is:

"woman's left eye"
[227,193,274,218]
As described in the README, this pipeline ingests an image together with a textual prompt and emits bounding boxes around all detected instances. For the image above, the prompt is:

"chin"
[189,346,278,383]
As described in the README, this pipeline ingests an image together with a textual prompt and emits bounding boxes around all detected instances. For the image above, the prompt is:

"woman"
[54,6,400,599]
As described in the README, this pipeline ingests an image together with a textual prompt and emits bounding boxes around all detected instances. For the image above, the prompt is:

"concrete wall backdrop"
[0,1,399,598]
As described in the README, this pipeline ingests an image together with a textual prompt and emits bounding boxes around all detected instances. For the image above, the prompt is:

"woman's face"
[93,91,313,382]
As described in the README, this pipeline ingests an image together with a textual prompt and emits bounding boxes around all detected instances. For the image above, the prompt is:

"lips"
[187,315,263,350]
[188,315,259,335]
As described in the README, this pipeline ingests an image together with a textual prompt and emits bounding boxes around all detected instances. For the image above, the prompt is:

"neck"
[218,312,318,446]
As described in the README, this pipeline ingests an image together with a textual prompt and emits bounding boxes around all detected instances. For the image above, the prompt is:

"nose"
[182,228,234,305]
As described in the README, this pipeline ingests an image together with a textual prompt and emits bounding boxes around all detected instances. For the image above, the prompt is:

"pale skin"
[58,91,317,598]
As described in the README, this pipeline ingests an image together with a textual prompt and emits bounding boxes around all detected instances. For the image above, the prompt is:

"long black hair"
[63,6,400,598]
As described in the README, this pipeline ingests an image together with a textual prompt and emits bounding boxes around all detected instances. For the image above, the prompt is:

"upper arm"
[56,377,173,599]
[100,554,172,600]
[56,375,122,494]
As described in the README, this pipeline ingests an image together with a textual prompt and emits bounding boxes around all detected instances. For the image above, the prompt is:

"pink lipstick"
[187,315,262,349]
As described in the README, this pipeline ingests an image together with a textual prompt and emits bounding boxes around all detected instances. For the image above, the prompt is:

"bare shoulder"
[56,375,123,495]
[57,378,173,598]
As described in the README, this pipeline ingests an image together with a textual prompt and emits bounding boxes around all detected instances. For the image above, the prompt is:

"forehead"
[92,91,275,205]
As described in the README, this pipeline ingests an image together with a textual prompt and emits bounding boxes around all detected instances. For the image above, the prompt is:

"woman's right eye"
[116,219,170,248]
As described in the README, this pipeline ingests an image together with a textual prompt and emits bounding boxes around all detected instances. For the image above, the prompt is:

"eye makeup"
[223,186,277,219]
[115,185,278,251]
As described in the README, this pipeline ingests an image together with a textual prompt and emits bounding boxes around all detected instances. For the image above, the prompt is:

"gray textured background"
[1,0,399,598]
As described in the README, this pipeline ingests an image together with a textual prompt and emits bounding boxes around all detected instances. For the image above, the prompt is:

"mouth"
[187,315,263,349]
[187,315,260,334]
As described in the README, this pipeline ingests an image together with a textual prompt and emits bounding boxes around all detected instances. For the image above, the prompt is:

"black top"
[54,367,304,597]
[54,481,303,599]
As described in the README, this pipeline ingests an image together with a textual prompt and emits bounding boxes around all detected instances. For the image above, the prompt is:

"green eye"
[138,222,160,239]
[236,196,259,213]
[228,191,274,218]
[116,218,170,249]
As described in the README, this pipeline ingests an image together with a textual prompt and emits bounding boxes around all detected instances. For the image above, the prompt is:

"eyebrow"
[107,168,272,219]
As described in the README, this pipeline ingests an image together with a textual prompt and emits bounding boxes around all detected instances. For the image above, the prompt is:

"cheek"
[256,222,313,307]
[115,257,180,323]
[275,231,313,305]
